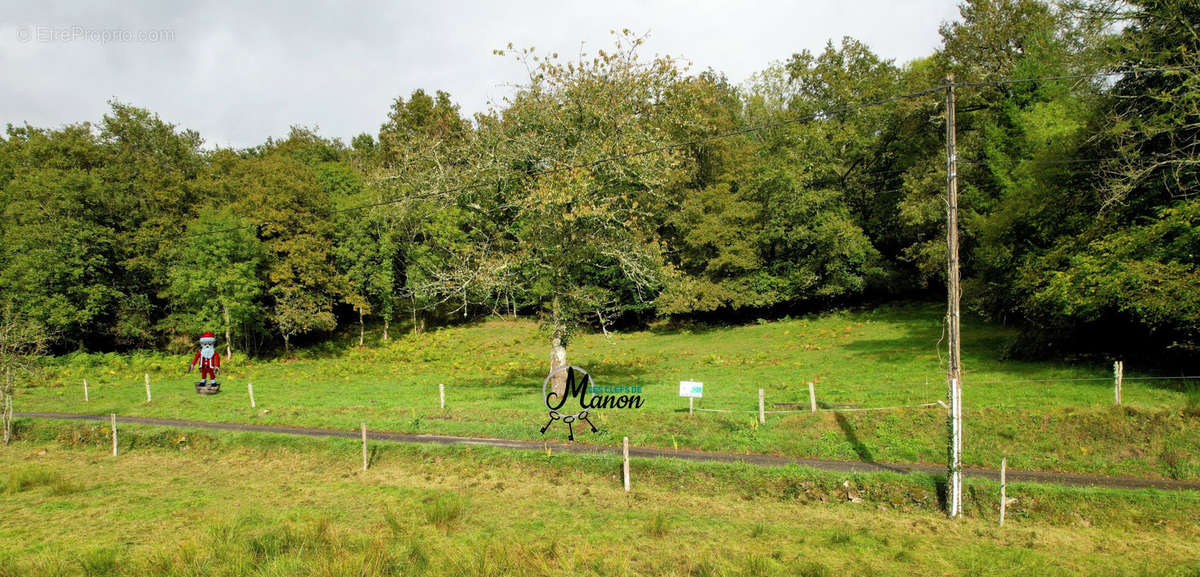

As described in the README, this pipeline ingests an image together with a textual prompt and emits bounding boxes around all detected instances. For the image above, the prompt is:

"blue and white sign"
[679,380,703,398]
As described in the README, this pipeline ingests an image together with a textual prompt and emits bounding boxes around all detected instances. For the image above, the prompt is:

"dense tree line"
[1,0,1197,364]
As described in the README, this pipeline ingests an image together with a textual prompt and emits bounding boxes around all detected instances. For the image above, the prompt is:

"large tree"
[434,33,688,393]
[163,208,266,359]
[231,131,346,354]
[661,39,894,313]
[0,123,120,350]
[370,89,475,335]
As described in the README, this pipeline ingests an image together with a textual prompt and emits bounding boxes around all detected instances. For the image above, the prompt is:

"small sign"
[679,381,703,398]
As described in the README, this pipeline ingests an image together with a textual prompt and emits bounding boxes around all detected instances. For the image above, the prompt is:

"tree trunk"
[222,301,233,361]
[358,308,365,347]
[549,327,568,400]
[282,333,290,357]
[411,297,420,335]
[383,317,389,341]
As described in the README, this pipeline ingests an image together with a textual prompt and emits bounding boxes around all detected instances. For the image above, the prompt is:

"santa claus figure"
[188,332,222,385]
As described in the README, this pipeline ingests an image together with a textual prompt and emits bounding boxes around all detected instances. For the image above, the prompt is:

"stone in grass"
[842,480,863,503]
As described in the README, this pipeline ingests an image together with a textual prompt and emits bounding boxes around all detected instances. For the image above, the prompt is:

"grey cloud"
[1,0,960,148]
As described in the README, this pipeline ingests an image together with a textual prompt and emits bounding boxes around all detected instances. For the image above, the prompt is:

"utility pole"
[944,75,963,519]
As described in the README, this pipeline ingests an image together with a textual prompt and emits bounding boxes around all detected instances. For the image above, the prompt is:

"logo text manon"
[545,372,644,411]
[540,365,642,441]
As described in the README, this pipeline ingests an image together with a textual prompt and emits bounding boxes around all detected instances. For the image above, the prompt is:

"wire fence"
[693,401,943,415]
[668,375,1200,416]
[38,371,1200,419]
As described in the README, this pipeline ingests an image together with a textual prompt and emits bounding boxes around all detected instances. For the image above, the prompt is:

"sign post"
[679,381,702,416]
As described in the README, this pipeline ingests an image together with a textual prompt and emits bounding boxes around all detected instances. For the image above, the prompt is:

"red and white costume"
[190,332,221,384]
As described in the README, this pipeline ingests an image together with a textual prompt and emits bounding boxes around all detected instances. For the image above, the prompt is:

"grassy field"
[2,421,1199,577]
[14,303,1200,480]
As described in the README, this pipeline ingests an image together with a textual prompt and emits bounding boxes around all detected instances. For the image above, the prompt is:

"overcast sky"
[2,0,961,149]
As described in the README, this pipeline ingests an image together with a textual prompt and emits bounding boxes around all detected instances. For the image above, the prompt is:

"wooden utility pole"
[945,75,964,519]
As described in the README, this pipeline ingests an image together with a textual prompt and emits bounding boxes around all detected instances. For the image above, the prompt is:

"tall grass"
[2,467,82,496]
[2,429,1199,577]
[423,493,468,529]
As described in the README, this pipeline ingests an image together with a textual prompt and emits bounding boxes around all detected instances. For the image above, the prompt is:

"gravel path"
[17,411,1200,492]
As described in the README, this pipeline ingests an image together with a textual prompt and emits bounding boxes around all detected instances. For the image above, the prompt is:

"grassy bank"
[13,303,1200,479]
[2,421,1199,576]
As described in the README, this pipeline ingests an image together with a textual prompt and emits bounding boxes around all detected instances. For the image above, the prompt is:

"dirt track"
[16,411,1200,492]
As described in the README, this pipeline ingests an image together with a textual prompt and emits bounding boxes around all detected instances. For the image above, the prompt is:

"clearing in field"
[15,303,1200,481]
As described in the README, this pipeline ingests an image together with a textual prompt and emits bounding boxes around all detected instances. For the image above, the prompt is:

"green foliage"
[235,139,345,352]
[163,208,265,352]
[429,31,688,343]
[2,1,1199,363]
[661,39,893,314]
[973,0,1200,357]
[0,123,122,348]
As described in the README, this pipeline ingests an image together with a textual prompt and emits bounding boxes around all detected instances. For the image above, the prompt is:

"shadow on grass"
[645,320,726,337]
[934,478,948,512]
[477,381,540,402]
[833,412,911,475]
[834,412,874,463]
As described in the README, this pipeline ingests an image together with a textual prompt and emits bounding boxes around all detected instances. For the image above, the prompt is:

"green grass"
[14,302,1200,479]
[1,421,1199,576]
[422,493,468,530]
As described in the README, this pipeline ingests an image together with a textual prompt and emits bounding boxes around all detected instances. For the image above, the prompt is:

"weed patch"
[422,492,468,530]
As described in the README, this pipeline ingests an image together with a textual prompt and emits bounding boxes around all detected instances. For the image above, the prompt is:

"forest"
[1,0,1197,363]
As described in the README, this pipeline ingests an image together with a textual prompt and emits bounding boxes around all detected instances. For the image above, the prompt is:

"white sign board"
[679,381,703,398]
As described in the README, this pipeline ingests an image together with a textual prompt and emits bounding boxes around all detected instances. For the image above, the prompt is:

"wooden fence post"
[439,383,445,410]
[111,414,118,457]
[83,378,89,402]
[361,422,368,471]
[999,457,1007,526]
[144,373,151,403]
[248,383,256,408]
[808,382,817,412]
[1114,361,1124,406]
[758,388,765,424]
[623,436,630,492]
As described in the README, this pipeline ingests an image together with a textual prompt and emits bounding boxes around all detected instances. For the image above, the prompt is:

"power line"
[951,64,1200,88]
[959,157,1122,166]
